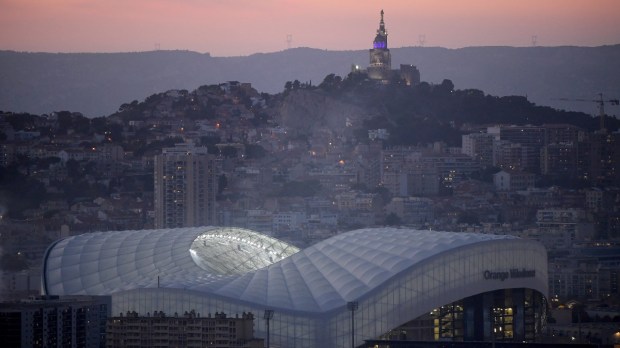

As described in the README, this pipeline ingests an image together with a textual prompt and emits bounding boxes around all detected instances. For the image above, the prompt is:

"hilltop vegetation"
[3,71,612,152]
[275,72,614,147]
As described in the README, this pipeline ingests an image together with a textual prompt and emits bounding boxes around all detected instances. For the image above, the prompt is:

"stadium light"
[347,301,358,348]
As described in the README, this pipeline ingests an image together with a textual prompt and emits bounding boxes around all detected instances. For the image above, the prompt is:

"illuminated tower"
[368,9,392,81]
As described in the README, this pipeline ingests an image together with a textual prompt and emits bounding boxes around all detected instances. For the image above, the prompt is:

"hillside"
[273,75,618,147]
[0,45,619,117]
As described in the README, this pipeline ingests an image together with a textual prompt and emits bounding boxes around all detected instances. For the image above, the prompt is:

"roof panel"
[43,227,535,313]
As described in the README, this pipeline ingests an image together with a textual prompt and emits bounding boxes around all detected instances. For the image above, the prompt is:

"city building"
[543,124,581,145]
[399,64,421,86]
[540,142,578,179]
[154,144,216,228]
[380,147,446,196]
[548,242,620,300]
[534,208,593,250]
[549,259,600,300]
[43,227,548,347]
[488,125,546,173]
[585,131,620,185]
[420,153,479,185]
[493,139,525,170]
[385,197,434,224]
[335,191,377,211]
[0,295,110,348]
[493,170,536,191]
[272,211,306,233]
[244,209,273,233]
[106,310,262,348]
[462,132,495,168]
[405,166,441,196]
[354,142,382,189]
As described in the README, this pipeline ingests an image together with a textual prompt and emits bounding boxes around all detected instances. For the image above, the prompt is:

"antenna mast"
[286,34,292,49]
[418,34,426,47]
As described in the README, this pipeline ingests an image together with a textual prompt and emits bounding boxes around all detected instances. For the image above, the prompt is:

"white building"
[43,227,548,347]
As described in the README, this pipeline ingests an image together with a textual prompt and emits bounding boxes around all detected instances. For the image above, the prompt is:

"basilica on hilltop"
[356,10,421,85]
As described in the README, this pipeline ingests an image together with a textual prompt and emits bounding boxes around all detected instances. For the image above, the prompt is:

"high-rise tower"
[154,144,216,228]
[368,10,392,81]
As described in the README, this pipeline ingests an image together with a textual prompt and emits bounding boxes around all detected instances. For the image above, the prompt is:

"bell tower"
[368,9,392,80]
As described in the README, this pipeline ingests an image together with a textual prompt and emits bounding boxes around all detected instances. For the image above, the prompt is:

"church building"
[361,10,421,86]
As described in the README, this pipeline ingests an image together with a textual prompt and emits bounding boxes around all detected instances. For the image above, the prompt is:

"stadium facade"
[42,227,548,347]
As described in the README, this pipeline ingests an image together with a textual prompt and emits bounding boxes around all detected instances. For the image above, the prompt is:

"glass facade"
[108,238,547,347]
[383,288,546,342]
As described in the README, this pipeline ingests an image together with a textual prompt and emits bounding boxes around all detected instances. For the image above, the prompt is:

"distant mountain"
[1,45,619,117]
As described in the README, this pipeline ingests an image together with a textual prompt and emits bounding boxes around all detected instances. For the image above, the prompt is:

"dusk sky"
[1,0,618,57]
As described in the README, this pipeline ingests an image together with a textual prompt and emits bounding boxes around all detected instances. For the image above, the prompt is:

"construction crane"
[557,93,619,132]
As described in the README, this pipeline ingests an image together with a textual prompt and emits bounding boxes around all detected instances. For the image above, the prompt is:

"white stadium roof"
[43,227,545,314]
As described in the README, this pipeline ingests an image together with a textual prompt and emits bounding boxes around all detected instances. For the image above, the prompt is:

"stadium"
[42,227,548,347]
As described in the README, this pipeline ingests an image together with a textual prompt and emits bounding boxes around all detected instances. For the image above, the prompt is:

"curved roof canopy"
[43,227,544,313]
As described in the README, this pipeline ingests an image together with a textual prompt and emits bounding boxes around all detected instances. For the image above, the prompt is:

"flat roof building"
[0,295,110,348]
[106,310,262,348]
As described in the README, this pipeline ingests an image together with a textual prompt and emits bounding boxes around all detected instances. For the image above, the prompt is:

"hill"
[274,74,618,147]
[0,45,619,117]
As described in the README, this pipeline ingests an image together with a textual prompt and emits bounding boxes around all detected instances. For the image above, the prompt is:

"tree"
[220,146,238,158]
[34,156,61,170]
[134,137,184,157]
[384,213,402,226]
[198,136,222,154]
[106,123,124,142]
[458,211,480,225]
[5,113,39,131]
[319,73,342,91]
[0,173,47,219]
[372,186,392,204]
[65,159,81,180]
[0,253,29,271]
[245,144,267,159]
[91,116,108,134]
[56,111,73,134]
[437,79,454,94]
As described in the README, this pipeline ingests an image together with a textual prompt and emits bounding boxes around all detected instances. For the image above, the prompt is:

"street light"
[263,309,274,348]
[347,301,359,348]
[492,326,502,348]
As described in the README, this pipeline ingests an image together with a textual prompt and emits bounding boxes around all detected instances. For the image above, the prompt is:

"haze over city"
[2,1,620,347]
[1,0,619,56]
